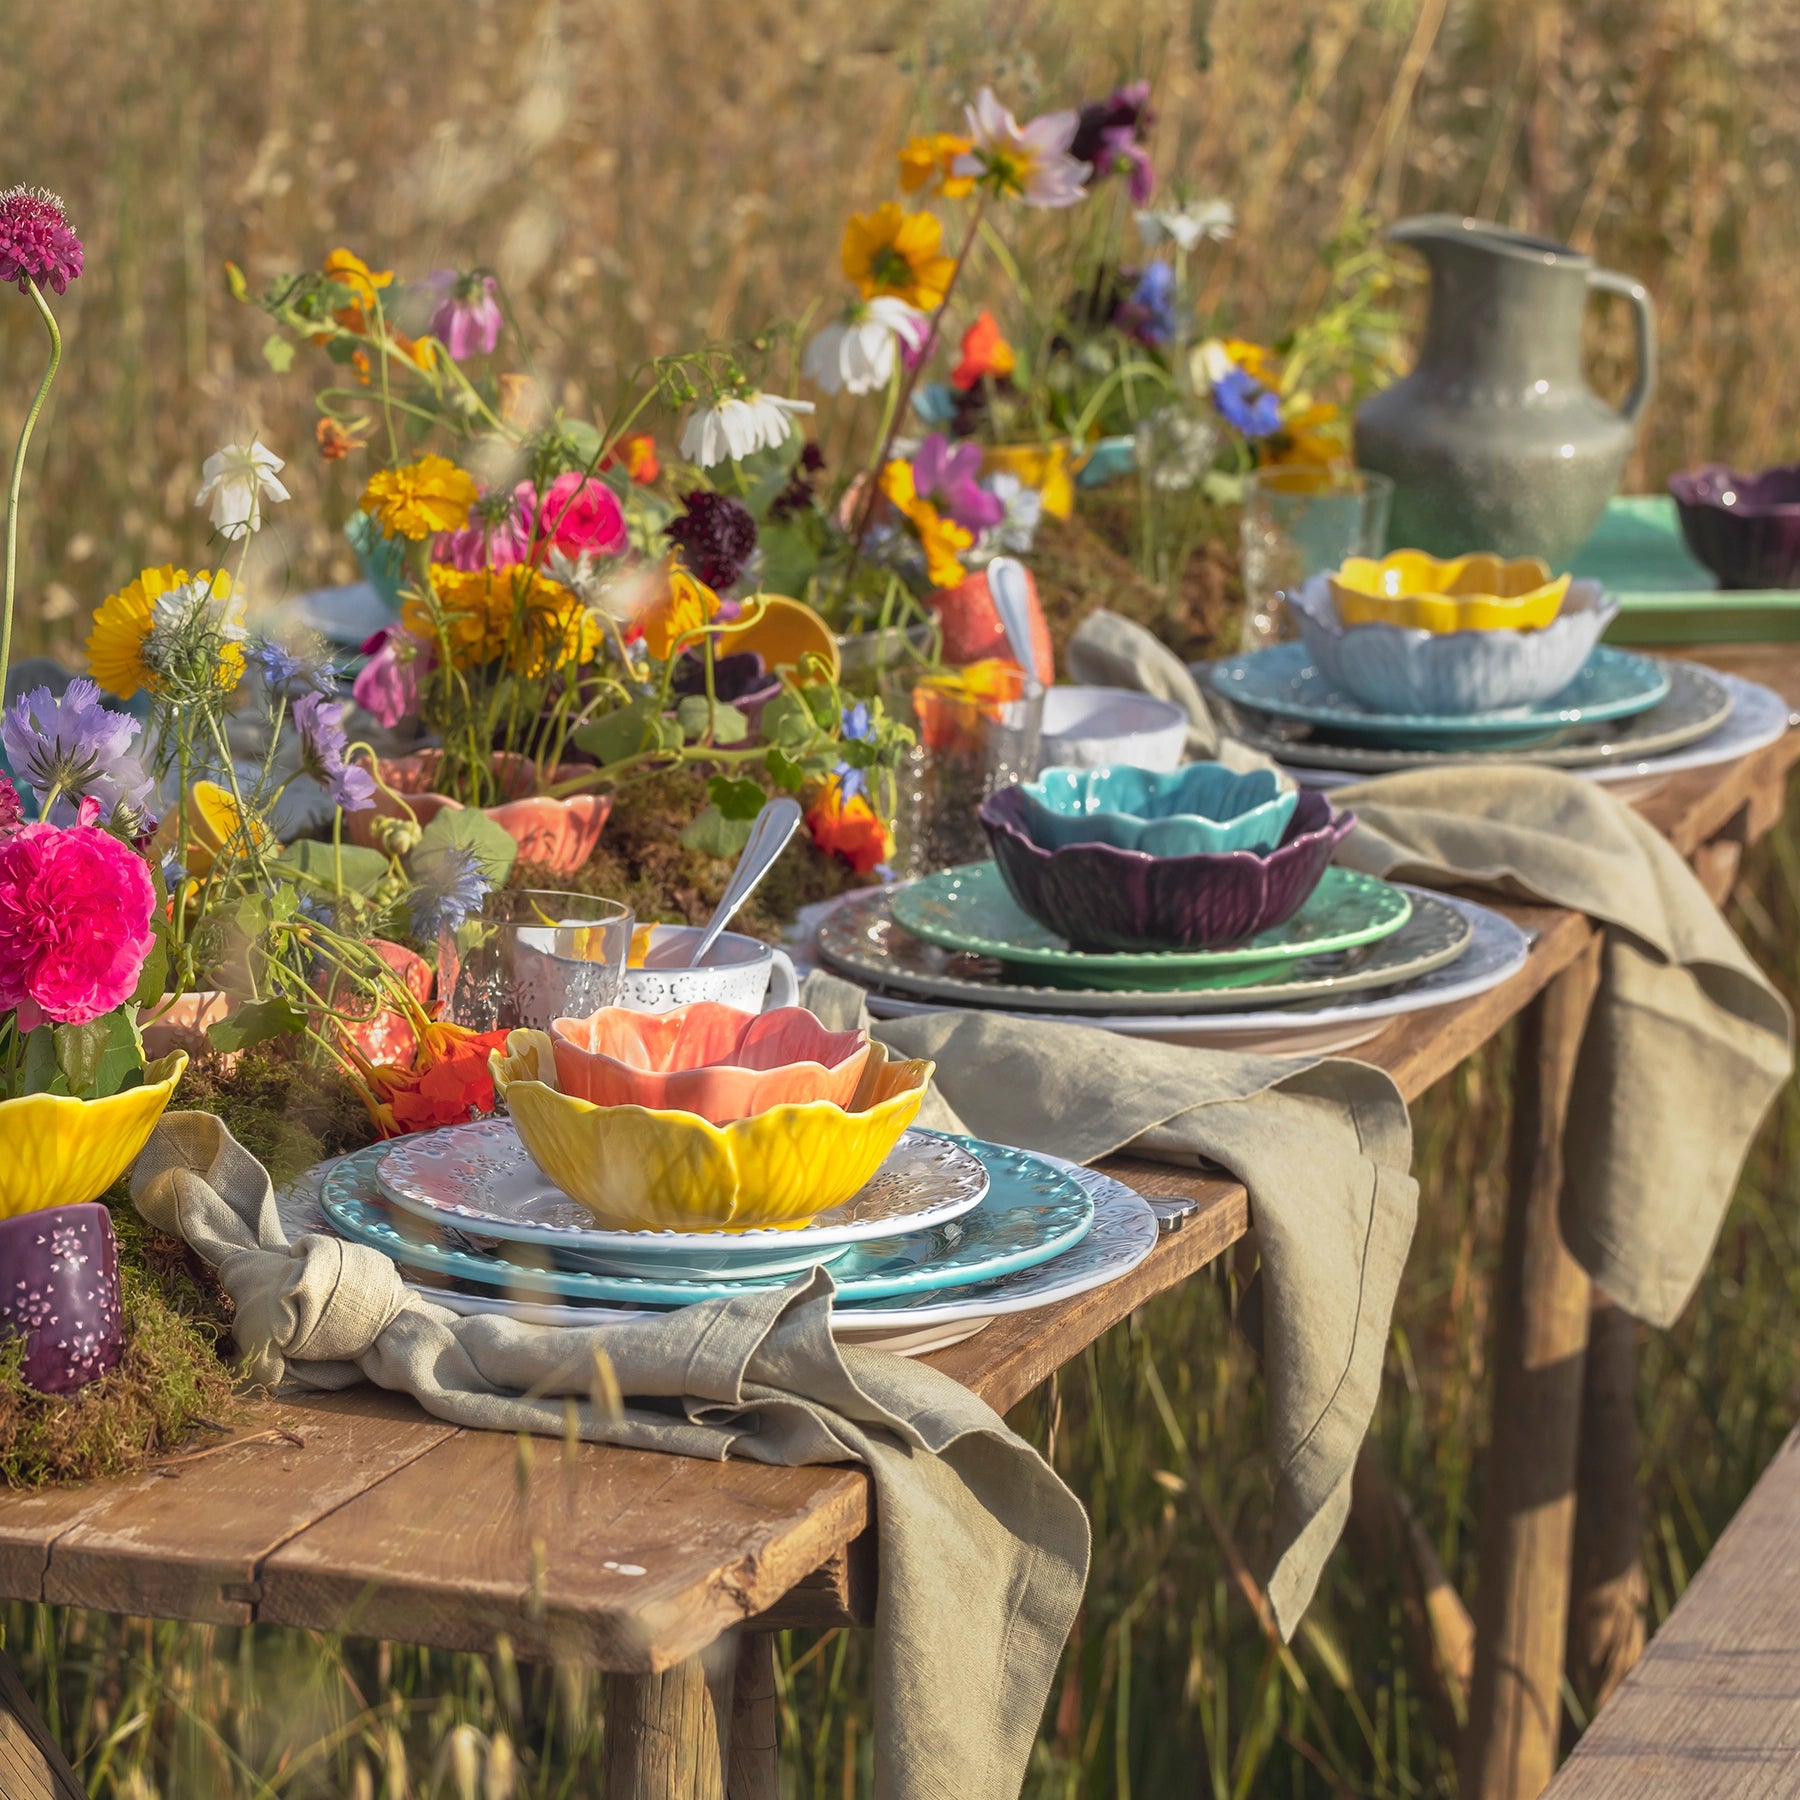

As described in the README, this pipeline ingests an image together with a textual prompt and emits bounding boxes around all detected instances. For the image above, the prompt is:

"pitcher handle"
[1587,268,1656,424]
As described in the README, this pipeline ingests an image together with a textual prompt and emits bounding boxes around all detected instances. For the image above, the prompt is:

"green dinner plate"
[888,862,1413,990]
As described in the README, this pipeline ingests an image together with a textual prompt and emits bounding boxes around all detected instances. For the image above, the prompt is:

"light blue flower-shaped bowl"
[1017,763,1299,858]
[1287,574,1621,716]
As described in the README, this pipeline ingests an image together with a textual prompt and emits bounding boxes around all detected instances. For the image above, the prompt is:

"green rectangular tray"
[1566,496,1800,645]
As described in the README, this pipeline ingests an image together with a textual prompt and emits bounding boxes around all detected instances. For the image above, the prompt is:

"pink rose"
[353,629,430,729]
[530,471,626,559]
[0,821,156,1030]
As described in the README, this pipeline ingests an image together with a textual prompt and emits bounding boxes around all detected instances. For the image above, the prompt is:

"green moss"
[175,1046,379,1188]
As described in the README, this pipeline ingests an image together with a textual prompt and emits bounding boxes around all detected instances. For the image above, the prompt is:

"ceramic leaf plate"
[818,883,1472,1015]
[859,892,1529,1052]
[890,863,1412,989]
[327,1136,1094,1305]
[334,1153,1157,1332]
[1203,642,1672,746]
[378,1118,989,1278]
[1212,657,1734,776]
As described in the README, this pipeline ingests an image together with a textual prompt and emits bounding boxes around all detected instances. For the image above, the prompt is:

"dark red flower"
[666,490,759,590]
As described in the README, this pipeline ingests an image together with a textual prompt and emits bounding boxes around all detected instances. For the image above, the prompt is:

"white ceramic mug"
[619,924,799,1014]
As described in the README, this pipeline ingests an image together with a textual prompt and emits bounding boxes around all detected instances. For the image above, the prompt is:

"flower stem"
[1,278,63,696]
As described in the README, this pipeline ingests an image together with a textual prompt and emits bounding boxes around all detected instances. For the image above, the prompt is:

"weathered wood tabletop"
[2,643,1797,1800]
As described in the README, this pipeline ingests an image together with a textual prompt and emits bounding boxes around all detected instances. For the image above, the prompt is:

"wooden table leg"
[1460,936,1602,1800]
[602,1649,731,1800]
[726,1632,779,1800]
[1,1648,89,1799]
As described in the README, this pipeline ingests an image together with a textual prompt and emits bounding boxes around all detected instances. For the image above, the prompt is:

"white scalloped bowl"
[1287,574,1619,716]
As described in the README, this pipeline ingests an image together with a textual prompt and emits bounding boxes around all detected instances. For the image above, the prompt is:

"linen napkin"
[1072,608,1795,1325]
[804,971,1419,1636]
[131,1112,1088,1800]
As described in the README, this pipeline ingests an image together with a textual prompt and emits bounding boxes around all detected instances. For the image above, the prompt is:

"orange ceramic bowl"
[549,1002,872,1126]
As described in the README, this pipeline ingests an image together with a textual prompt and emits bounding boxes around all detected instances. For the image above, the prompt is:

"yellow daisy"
[361,455,479,541]
[406,565,596,675]
[898,133,976,200]
[86,565,238,700]
[841,204,956,313]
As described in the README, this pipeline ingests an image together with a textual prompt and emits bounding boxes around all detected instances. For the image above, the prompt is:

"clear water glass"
[1239,467,1393,650]
[439,891,634,1033]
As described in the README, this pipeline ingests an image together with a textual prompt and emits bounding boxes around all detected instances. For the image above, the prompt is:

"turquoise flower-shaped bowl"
[1017,763,1298,858]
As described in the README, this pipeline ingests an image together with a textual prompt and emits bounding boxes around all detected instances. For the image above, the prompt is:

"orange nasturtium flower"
[639,566,722,660]
[804,777,893,875]
[878,459,973,590]
[346,1016,513,1139]
[951,310,1016,391]
[316,416,371,461]
[898,132,976,199]
[602,432,661,484]
[841,203,956,313]
[907,658,1027,754]
[360,454,479,540]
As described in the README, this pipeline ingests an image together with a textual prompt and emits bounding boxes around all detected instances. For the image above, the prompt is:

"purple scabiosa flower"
[1,679,153,826]
[913,434,1006,533]
[294,693,376,813]
[409,844,490,940]
[666,490,759,590]
[0,187,83,295]
[1072,83,1155,204]
[423,270,504,360]
[1213,366,1282,439]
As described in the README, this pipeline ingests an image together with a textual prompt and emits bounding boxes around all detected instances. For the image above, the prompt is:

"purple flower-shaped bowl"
[1669,462,1800,590]
[0,1203,123,1396]
[979,784,1354,953]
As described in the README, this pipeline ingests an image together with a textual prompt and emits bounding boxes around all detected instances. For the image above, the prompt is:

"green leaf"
[759,691,819,751]
[414,805,518,888]
[132,933,169,1011]
[675,694,749,746]
[757,521,821,597]
[763,747,806,793]
[707,775,768,821]
[53,1014,141,1100]
[271,840,392,897]
[207,996,307,1055]
[573,695,682,767]
[262,333,296,374]
[718,437,803,521]
[680,806,754,859]
[20,1026,63,1096]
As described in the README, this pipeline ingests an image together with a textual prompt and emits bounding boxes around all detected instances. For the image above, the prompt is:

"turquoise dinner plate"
[321,1137,1095,1306]
[1205,642,1671,748]
[889,861,1412,990]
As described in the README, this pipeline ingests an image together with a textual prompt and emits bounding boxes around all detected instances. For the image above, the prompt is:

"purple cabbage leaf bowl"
[978,783,1354,953]
[1669,462,1800,590]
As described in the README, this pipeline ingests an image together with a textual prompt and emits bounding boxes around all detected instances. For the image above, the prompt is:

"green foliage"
[413,805,519,888]
[206,996,307,1054]
[270,840,393,897]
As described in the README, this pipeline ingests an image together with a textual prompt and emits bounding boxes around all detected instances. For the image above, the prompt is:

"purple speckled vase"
[0,1203,123,1396]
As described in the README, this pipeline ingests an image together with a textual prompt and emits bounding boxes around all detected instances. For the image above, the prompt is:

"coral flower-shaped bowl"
[549,1002,872,1126]
[980,785,1352,953]
[491,1031,932,1229]
[1016,763,1297,858]
[1669,462,1800,589]
[1328,551,1570,633]
[0,1051,189,1220]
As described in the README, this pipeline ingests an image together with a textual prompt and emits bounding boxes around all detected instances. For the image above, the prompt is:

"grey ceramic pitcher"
[1353,215,1654,566]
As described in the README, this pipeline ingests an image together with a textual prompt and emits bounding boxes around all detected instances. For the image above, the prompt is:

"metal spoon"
[684,795,805,967]
[986,556,1044,699]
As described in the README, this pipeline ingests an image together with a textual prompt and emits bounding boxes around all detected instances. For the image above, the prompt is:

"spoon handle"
[686,795,804,968]
[986,556,1043,695]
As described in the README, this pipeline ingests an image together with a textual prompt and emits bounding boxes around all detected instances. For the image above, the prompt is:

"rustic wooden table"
[2,645,1796,1800]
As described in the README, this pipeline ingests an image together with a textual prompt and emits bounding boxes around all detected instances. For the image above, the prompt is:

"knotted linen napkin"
[131,1111,1087,1800]
[802,971,1419,1637]
[1069,609,1795,1325]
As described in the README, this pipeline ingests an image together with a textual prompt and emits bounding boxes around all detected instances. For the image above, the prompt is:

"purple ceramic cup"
[0,1203,124,1396]
[1669,462,1800,590]
[979,784,1354,953]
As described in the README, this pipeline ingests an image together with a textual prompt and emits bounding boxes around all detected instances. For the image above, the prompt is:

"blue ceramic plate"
[322,1137,1095,1305]
[889,861,1412,990]
[1017,763,1298,857]
[1204,642,1671,748]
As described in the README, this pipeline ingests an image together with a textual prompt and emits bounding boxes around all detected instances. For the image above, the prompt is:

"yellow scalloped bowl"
[714,595,842,680]
[1329,552,1570,633]
[0,1051,189,1220]
[490,1030,930,1230]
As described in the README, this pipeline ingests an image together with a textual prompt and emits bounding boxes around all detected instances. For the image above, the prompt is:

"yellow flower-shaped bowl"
[490,1031,932,1230]
[1329,552,1570,633]
[0,1051,189,1220]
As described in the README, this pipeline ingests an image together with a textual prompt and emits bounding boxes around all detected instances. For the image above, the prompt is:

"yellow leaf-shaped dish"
[490,1031,931,1230]
[1329,551,1570,633]
[0,1051,189,1219]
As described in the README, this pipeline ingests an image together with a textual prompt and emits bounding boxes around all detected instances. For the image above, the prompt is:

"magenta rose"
[529,471,626,559]
[0,821,156,1031]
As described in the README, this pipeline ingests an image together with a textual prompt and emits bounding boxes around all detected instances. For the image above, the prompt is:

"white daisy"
[194,437,290,541]
[679,392,814,468]
[1135,198,1235,253]
[803,297,929,396]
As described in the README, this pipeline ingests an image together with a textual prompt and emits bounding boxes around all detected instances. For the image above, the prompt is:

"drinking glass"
[1239,467,1393,650]
[438,891,634,1032]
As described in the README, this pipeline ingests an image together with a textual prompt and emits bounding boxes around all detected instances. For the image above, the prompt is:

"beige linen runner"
[1070,608,1795,1325]
[132,1112,1088,1800]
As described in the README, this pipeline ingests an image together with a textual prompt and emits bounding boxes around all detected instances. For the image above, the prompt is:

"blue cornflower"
[409,845,491,940]
[251,634,339,696]
[841,700,873,742]
[1127,262,1177,346]
[0,677,154,826]
[1212,365,1282,439]
[295,693,376,813]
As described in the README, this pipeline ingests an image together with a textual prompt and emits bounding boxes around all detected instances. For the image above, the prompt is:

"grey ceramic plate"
[1205,656,1733,776]
[378,1119,989,1277]
[815,883,1472,1015]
